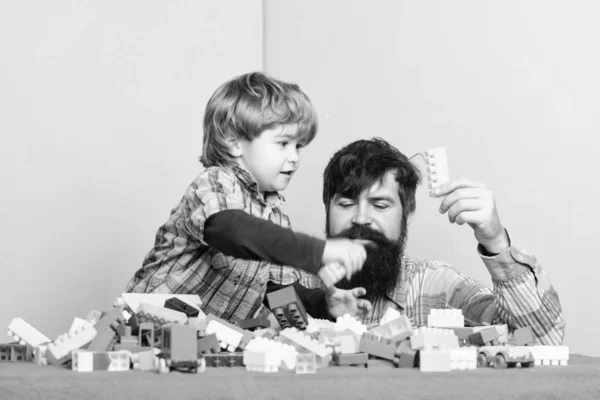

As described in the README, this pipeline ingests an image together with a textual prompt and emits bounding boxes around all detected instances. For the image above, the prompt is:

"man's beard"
[328,224,407,301]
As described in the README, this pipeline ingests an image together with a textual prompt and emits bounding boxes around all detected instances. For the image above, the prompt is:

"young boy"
[124,72,370,322]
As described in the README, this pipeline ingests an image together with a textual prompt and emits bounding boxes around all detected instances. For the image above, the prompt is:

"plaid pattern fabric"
[300,245,565,345]
[124,165,312,321]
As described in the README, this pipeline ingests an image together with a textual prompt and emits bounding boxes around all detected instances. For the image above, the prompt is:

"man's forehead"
[335,171,400,200]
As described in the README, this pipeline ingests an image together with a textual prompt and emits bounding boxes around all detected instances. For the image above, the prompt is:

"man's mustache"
[333,224,390,249]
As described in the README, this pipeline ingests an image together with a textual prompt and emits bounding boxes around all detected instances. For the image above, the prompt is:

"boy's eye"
[279,141,289,147]
[296,143,304,150]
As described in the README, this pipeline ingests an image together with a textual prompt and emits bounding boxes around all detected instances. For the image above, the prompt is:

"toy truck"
[477,345,534,369]
[155,325,205,374]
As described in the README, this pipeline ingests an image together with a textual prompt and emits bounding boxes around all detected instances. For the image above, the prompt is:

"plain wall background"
[2,1,598,357]
[265,1,599,356]
[0,1,262,342]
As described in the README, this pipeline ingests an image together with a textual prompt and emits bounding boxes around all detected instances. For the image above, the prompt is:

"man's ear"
[224,135,243,158]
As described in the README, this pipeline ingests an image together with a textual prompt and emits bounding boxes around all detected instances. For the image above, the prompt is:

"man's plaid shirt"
[299,245,565,345]
[124,165,312,321]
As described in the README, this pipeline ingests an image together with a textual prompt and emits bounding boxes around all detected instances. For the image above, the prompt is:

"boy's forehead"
[275,123,300,137]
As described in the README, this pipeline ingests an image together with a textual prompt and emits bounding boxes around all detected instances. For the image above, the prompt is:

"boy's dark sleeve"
[204,209,326,274]
[264,281,333,321]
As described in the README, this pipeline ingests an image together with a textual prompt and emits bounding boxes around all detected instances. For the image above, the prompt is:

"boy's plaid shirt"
[300,246,565,345]
[124,165,313,321]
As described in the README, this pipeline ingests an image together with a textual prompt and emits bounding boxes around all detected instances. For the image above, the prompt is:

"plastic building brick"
[410,327,459,351]
[164,297,201,318]
[0,344,32,362]
[236,317,271,331]
[369,315,412,342]
[87,329,118,352]
[187,316,208,335]
[472,324,508,344]
[379,308,402,325]
[306,316,335,334]
[34,344,49,365]
[120,293,203,315]
[131,349,158,371]
[449,347,477,370]
[157,325,199,372]
[244,350,280,373]
[513,326,535,346]
[359,333,397,361]
[318,262,345,288]
[138,322,155,347]
[136,303,188,327]
[424,147,450,197]
[69,317,94,335]
[339,333,360,355]
[427,309,464,328]
[204,353,244,368]
[266,286,309,330]
[7,317,51,347]
[394,341,418,368]
[528,345,569,366]
[468,327,500,346]
[197,333,220,355]
[295,352,317,374]
[477,345,534,368]
[332,352,368,367]
[206,317,243,352]
[278,328,332,359]
[86,310,103,325]
[72,350,131,372]
[335,314,367,336]
[47,324,98,365]
[244,337,297,370]
[419,345,451,372]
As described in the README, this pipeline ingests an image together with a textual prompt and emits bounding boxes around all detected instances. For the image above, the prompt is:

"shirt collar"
[230,164,286,207]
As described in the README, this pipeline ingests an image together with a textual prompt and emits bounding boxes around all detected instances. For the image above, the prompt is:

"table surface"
[1,354,599,400]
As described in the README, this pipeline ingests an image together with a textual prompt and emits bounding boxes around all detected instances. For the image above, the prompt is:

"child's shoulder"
[190,165,246,195]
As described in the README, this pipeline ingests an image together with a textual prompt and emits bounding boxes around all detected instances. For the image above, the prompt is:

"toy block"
[266,286,309,330]
[120,293,202,314]
[86,310,103,325]
[370,315,412,342]
[113,344,148,353]
[394,345,418,368]
[318,262,345,288]
[468,327,499,346]
[0,344,12,361]
[92,307,125,332]
[138,322,155,347]
[332,352,368,367]
[131,349,157,371]
[244,337,297,370]
[419,345,451,372]
[427,309,464,328]
[513,326,535,346]
[252,328,278,340]
[339,333,360,354]
[72,350,130,372]
[410,327,459,350]
[236,317,271,331]
[278,328,332,359]
[204,353,244,367]
[528,345,569,366]
[206,315,245,352]
[7,317,51,347]
[136,303,187,327]
[164,297,201,318]
[424,147,450,197]
[86,328,118,352]
[33,344,49,365]
[449,347,477,370]
[187,316,208,335]
[359,333,397,361]
[46,324,98,365]
[295,352,317,374]
[126,313,140,336]
[319,330,340,348]
[335,314,367,336]
[472,324,508,344]
[379,308,402,325]
[197,333,220,355]
[244,350,280,373]
[160,325,198,363]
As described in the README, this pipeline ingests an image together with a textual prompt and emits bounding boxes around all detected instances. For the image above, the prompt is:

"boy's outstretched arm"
[204,209,368,279]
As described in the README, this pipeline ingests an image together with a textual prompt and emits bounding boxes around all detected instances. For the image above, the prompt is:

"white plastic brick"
[7,317,51,347]
[427,309,464,328]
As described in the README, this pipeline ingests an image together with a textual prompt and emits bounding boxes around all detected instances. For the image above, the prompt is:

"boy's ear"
[224,135,243,158]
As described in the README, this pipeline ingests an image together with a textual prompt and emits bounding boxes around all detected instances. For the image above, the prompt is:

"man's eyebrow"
[368,195,396,203]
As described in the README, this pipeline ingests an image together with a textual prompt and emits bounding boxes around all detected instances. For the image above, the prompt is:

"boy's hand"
[322,238,371,280]
[326,286,372,320]
[435,178,510,254]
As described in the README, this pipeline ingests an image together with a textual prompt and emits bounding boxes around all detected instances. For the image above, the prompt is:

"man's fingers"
[446,198,481,223]
[353,239,375,249]
[434,178,486,198]
[439,189,479,214]
[351,287,367,298]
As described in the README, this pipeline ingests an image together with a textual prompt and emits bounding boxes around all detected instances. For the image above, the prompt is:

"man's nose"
[351,204,372,226]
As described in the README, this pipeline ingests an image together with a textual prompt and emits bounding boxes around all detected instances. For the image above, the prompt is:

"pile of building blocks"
[1,289,570,374]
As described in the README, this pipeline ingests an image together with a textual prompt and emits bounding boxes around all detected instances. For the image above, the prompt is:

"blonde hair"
[201,72,318,167]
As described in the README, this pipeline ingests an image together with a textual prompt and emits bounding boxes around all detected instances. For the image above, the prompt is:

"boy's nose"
[287,147,300,163]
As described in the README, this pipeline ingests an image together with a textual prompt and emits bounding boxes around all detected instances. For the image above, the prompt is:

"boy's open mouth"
[280,171,294,176]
